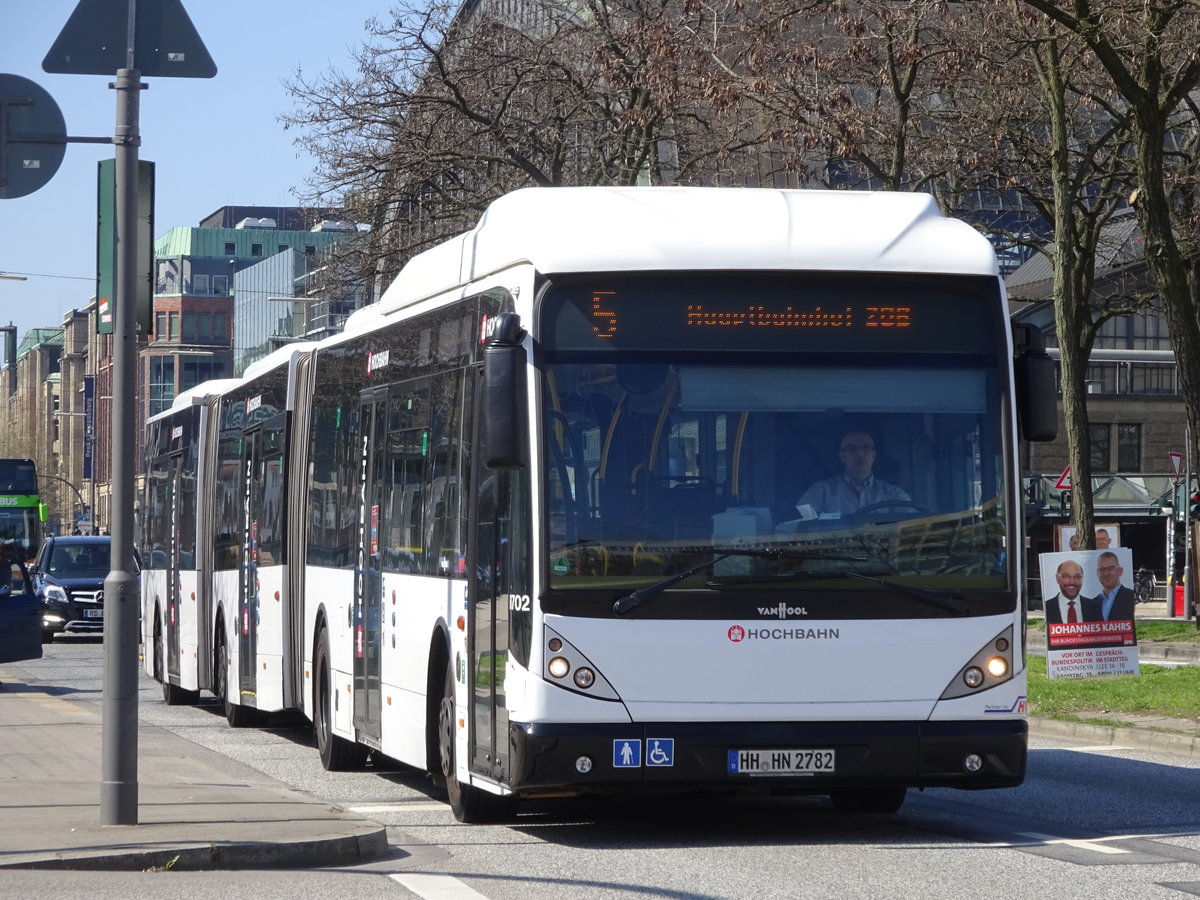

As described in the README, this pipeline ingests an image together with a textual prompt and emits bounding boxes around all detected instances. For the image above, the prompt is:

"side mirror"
[1013,323,1058,442]
[482,313,528,469]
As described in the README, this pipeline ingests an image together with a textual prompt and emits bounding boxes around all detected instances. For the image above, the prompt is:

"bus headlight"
[542,626,620,700]
[940,626,1016,700]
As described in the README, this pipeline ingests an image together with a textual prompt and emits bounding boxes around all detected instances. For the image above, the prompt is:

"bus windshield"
[538,272,1012,615]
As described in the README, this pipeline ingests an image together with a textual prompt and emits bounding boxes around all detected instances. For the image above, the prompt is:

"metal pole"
[101,64,142,827]
[1186,428,1194,624]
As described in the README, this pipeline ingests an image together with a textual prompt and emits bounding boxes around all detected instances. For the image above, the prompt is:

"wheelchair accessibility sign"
[613,738,674,768]
[647,738,674,767]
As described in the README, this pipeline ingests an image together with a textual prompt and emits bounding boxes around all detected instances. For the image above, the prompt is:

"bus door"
[237,428,261,706]
[165,449,184,682]
[467,382,530,786]
[353,388,386,744]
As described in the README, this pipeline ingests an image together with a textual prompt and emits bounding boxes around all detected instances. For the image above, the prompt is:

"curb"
[1029,716,1200,759]
[0,827,391,872]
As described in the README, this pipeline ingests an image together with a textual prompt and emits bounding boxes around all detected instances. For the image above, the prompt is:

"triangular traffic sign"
[43,0,216,78]
[1054,466,1072,491]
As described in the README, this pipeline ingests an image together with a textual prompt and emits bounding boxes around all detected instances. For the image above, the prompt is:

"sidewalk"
[0,671,389,871]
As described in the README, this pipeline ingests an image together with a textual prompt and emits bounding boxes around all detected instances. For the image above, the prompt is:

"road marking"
[391,873,490,899]
[1016,831,1131,854]
[348,801,441,813]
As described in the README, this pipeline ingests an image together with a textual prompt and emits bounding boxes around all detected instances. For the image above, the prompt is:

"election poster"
[1038,548,1139,679]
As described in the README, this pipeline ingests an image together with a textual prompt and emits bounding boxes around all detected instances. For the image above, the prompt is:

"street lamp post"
[36,472,86,531]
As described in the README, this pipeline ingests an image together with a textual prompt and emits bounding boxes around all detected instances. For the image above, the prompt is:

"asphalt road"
[7,636,1200,900]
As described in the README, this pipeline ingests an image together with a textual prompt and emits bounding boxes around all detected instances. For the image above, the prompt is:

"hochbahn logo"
[728,624,840,642]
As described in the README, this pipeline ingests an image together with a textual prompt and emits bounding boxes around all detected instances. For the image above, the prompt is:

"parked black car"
[0,548,41,663]
[31,535,114,642]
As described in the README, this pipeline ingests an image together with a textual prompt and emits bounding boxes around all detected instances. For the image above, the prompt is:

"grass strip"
[1027,655,1200,721]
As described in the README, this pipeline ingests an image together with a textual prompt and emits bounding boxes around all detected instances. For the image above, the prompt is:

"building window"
[1117,424,1141,471]
[193,274,209,294]
[1089,423,1111,473]
[1090,423,1143,473]
[169,311,180,339]
[181,356,225,392]
[251,243,263,256]
[149,356,176,416]
[155,311,168,339]
[1129,363,1177,394]
[224,242,236,256]
[278,244,289,253]
[213,274,229,295]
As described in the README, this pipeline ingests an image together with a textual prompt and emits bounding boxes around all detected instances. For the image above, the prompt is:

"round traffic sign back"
[0,73,67,200]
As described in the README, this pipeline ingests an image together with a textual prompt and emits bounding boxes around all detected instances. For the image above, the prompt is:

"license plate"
[728,748,835,775]
[83,608,104,618]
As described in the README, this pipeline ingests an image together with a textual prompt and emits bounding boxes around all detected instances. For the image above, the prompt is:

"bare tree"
[694,0,983,200]
[283,0,745,290]
[956,4,1152,549]
[1017,0,1200,488]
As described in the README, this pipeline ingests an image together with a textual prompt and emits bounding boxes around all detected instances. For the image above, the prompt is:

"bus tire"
[214,622,256,728]
[830,787,907,814]
[156,610,197,706]
[438,664,516,823]
[314,626,366,771]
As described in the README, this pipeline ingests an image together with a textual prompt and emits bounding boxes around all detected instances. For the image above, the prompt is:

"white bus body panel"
[535,613,1013,722]
[255,563,286,711]
[178,568,201,691]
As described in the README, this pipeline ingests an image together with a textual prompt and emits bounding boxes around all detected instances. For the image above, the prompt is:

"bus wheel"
[314,627,366,771]
[214,624,255,728]
[830,787,907,814]
[438,664,516,823]
[156,613,196,706]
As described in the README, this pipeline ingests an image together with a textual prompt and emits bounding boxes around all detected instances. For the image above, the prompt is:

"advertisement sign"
[1038,548,1140,678]
[1056,523,1121,551]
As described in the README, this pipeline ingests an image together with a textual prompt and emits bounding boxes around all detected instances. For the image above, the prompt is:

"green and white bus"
[0,458,46,563]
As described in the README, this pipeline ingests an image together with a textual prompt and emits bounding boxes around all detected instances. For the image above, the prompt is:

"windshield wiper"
[613,548,865,615]
[843,571,969,615]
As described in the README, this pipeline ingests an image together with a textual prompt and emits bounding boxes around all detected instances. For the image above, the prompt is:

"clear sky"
[0,0,389,344]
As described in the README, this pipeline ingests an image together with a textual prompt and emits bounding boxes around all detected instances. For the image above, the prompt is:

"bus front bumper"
[506,719,1026,795]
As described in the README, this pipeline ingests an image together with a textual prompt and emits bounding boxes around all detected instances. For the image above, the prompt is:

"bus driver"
[796,429,910,518]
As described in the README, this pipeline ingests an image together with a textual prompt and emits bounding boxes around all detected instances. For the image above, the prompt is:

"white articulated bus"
[142,345,313,723]
[143,378,238,706]
[147,187,1056,822]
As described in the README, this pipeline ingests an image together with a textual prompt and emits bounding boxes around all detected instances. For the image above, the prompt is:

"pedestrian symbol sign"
[613,739,641,767]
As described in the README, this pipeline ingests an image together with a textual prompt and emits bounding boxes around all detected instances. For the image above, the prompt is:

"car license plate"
[84,608,103,618]
[728,748,835,775]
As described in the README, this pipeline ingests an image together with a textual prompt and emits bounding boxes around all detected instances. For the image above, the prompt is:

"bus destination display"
[546,273,997,354]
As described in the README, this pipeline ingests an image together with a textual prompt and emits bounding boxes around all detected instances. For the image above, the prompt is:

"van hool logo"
[757,602,809,619]
[728,624,840,642]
